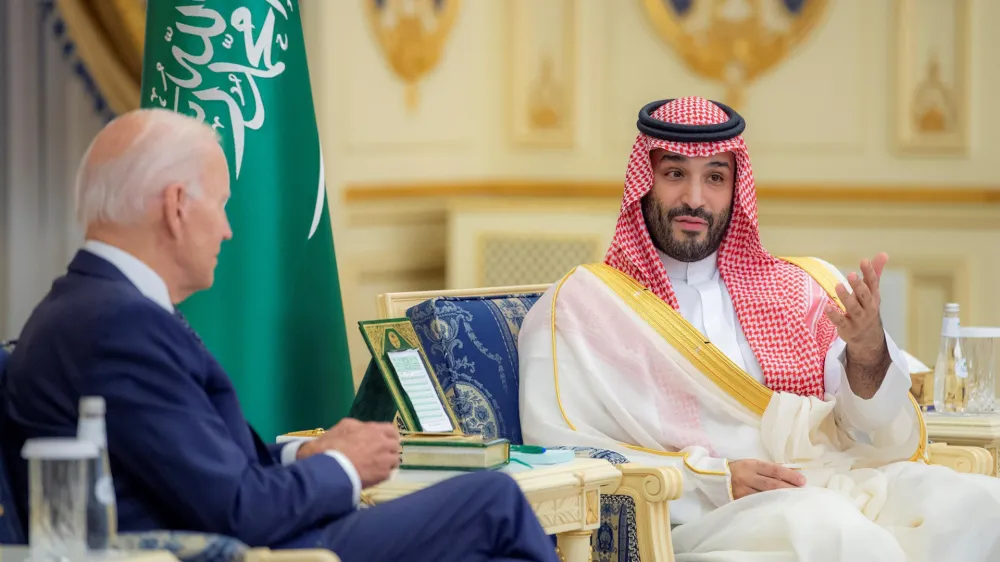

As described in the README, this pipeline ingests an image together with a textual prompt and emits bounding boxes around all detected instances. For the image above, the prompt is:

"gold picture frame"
[891,0,971,156]
[507,0,576,148]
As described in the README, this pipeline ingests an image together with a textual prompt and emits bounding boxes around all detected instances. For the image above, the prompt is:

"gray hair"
[74,108,222,226]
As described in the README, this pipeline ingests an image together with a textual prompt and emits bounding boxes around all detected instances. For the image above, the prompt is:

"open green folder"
[351,318,463,435]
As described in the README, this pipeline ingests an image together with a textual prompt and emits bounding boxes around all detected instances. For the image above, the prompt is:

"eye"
[709,173,724,182]
[664,169,683,179]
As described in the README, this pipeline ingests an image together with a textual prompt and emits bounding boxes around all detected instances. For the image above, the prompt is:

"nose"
[223,217,233,241]
[678,180,706,210]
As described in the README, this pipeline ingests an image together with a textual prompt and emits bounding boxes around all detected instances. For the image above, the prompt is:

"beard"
[641,194,731,263]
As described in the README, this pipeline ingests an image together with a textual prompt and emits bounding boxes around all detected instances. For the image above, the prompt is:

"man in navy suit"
[0,109,559,562]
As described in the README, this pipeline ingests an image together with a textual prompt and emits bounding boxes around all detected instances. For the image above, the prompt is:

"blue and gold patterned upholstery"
[403,295,639,562]
[114,531,247,562]
[407,295,538,444]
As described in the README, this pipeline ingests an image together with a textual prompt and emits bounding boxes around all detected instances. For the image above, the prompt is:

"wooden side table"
[363,458,622,562]
[925,413,1000,476]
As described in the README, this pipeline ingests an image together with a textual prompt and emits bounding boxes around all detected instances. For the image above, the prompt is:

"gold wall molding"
[639,0,829,109]
[364,0,461,112]
[343,181,1000,205]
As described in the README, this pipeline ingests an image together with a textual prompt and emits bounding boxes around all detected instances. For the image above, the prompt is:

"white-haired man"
[0,109,559,562]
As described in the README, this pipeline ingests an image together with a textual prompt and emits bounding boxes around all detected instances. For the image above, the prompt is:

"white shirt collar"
[657,250,719,285]
[82,240,174,313]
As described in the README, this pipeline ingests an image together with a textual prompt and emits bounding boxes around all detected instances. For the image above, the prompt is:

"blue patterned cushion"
[114,531,247,562]
[407,295,639,561]
[407,294,542,445]
[0,345,26,544]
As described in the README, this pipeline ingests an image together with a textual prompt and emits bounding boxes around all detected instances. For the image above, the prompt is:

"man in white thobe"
[518,96,1000,561]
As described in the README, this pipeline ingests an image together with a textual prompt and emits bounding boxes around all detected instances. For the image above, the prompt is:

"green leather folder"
[350,318,463,434]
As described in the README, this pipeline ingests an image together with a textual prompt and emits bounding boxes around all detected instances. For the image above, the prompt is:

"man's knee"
[454,471,526,504]
[466,470,521,491]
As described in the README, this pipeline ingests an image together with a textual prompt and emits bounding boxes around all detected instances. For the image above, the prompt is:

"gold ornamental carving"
[533,496,583,528]
[641,0,829,109]
[528,55,563,130]
[364,0,461,112]
[912,54,957,134]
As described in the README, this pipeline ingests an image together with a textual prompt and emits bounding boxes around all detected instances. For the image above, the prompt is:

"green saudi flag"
[139,0,353,440]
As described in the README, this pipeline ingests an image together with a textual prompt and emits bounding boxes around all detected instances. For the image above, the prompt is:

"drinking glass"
[960,327,1000,414]
[21,438,98,562]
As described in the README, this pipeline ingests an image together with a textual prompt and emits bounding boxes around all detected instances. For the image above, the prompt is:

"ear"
[161,183,187,239]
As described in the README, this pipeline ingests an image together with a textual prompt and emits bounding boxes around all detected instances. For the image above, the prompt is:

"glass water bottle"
[77,396,118,551]
[933,304,968,413]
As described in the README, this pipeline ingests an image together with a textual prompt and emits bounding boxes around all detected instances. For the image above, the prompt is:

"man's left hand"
[824,253,893,399]
[823,252,888,350]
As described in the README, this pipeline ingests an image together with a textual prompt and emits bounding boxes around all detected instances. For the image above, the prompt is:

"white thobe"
[657,251,913,434]
[518,261,1000,561]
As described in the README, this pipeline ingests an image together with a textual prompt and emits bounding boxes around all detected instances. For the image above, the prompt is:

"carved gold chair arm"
[928,442,995,476]
[613,464,684,562]
[244,548,341,562]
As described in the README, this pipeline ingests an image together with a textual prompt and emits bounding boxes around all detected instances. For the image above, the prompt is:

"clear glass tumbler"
[21,438,98,562]
[959,327,1000,414]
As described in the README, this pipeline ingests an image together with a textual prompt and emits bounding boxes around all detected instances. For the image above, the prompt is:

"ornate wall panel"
[891,0,971,155]
[507,0,576,148]
[478,234,598,287]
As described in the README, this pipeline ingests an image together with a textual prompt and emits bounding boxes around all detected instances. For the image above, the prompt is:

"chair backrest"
[377,284,549,320]
[377,286,549,445]
[0,343,26,544]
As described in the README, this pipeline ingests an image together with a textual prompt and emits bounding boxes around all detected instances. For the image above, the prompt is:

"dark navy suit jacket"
[0,250,352,547]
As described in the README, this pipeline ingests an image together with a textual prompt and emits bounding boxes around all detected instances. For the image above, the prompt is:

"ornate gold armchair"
[370,283,993,562]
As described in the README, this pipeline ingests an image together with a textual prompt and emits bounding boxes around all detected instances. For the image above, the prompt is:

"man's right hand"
[297,418,401,488]
[729,459,806,500]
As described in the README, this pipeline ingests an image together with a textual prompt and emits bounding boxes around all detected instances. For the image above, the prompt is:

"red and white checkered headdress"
[604,96,836,397]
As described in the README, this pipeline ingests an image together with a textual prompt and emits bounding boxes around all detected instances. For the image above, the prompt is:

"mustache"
[666,204,714,225]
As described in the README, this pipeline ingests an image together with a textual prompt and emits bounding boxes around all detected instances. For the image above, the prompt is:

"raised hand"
[823,252,888,350]
[823,252,892,399]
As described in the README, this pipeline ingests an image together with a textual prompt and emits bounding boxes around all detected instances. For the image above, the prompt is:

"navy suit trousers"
[276,471,559,562]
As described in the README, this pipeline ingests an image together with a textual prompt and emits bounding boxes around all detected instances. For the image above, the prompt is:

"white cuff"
[280,440,305,466]
[323,450,362,507]
[279,441,362,507]
[682,449,733,508]
[827,332,912,431]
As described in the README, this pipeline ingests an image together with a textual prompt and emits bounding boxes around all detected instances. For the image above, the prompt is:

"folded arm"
[87,304,356,547]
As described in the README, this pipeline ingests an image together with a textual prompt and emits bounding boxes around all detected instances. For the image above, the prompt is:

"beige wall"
[303,0,1000,383]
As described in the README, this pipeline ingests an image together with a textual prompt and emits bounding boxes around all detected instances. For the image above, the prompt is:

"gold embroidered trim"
[582,263,772,416]
[550,267,579,432]
[621,444,729,476]
[781,257,928,463]
[549,267,728,477]
[548,259,926,475]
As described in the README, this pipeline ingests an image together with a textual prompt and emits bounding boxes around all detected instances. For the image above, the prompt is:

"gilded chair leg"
[557,530,593,562]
